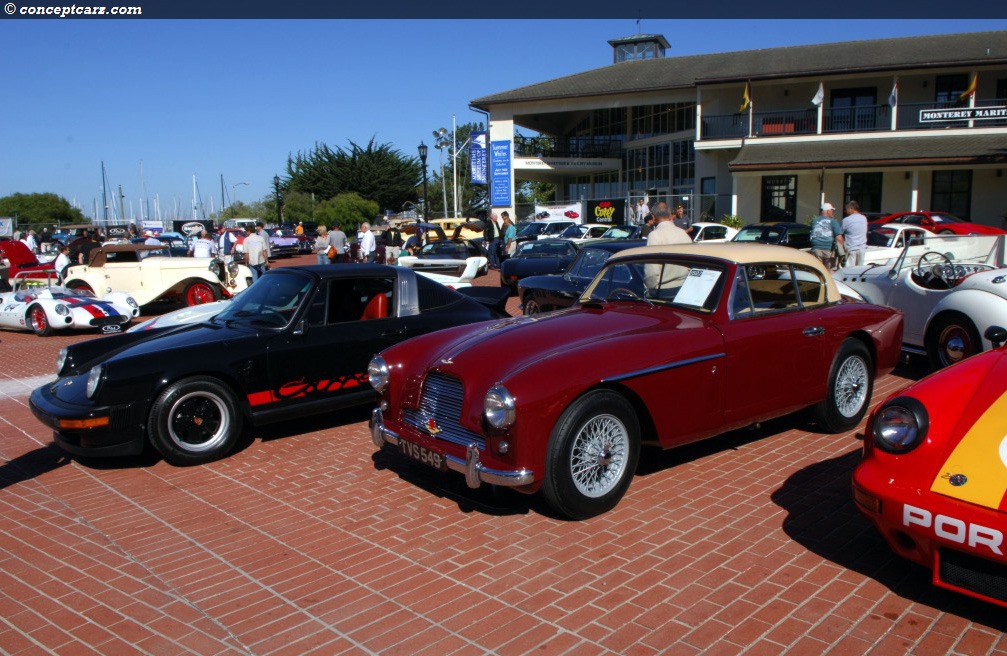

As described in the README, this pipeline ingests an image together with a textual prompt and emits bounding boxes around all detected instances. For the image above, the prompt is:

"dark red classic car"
[853,326,1007,607]
[369,243,904,519]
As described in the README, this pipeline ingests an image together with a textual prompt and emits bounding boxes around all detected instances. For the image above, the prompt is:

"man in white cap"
[810,202,844,270]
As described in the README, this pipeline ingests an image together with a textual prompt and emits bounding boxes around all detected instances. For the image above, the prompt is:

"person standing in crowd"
[384,224,403,263]
[243,225,268,282]
[647,206,692,246]
[38,227,52,251]
[295,221,304,236]
[255,222,272,262]
[810,202,844,270]
[485,212,501,269]
[329,223,348,263]
[21,230,38,253]
[189,230,217,258]
[315,225,332,265]
[640,213,657,239]
[218,227,239,263]
[53,243,71,278]
[635,198,648,224]
[358,222,377,263]
[143,230,160,246]
[672,205,694,238]
[842,200,869,267]
[502,211,517,259]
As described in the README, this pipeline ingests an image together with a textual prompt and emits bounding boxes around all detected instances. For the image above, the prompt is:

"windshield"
[733,226,770,242]
[893,234,1006,272]
[601,226,636,239]
[867,227,897,247]
[214,270,313,328]
[581,255,728,313]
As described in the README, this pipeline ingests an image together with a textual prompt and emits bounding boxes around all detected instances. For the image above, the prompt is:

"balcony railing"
[514,136,623,159]
[700,98,1007,140]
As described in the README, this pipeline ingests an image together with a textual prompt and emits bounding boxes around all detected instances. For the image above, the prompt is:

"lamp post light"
[231,181,249,208]
[418,142,429,220]
[273,175,282,225]
[434,132,451,219]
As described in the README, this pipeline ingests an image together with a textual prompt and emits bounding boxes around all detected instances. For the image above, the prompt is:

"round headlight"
[208,260,222,276]
[872,397,928,454]
[126,296,138,309]
[55,304,70,316]
[56,347,69,375]
[85,365,104,399]
[484,385,516,430]
[227,261,240,277]
[368,356,390,393]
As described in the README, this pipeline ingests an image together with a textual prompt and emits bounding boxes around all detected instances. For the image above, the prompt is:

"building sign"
[469,131,487,184]
[919,106,1007,122]
[490,140,511,207]
[586,199,626,224]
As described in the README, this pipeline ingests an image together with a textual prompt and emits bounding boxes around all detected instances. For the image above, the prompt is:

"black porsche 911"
[30,264,509,466]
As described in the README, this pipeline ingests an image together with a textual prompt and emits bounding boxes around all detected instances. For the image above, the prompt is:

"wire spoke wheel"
[569,413,630,498]
[834,354,869,418]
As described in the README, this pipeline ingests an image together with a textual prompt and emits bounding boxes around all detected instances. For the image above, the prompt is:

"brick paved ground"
[0,254,1005,655]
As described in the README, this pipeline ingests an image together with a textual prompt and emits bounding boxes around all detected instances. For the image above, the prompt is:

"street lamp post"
[434,138,450,219]
[231,181,249,209]
[273,175,282,225]
[418,142,429,221]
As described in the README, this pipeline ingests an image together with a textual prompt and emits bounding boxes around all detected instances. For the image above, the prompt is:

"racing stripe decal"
[931,390,1007,511]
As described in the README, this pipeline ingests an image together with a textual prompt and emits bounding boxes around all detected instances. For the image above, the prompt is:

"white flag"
[889,79,899,107]
[811,82,824,107]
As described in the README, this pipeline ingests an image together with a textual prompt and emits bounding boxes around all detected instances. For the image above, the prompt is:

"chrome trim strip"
[602,352,726,384]
[370,408,535,488]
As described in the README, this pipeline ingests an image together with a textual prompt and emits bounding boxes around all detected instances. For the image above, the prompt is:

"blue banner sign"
[470,131,487,185]
[490,140,512,207]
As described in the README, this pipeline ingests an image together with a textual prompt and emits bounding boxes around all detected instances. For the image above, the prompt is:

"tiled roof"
[728,133,1007,170]
[472,31,1007,107]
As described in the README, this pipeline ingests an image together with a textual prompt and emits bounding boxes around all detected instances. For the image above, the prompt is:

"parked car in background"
[518,240,647,314]
[838,233,1007,369]
[732,222,813,249]
[559,223,614,243]
[853,326,1007,608]
[500,238,581,295]
[62,243,252,307]
[0,270,138,336]
[514,219,578,246]
[872,211,1007,236]
[29,265,510,466]
[597,225,645,240]
[691,222,739,243]
[268,231,301,258]
[403,238,487,277]
[862,223,931,266]
[368,243,903,519]
[0,240,56,279]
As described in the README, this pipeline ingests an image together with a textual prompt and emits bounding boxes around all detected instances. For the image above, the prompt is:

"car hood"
[387,302,720,398]
[955,269,1007,296]
[904,348,1007,511]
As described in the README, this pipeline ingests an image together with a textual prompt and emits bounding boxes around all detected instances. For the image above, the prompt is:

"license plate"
[399,439,447,472]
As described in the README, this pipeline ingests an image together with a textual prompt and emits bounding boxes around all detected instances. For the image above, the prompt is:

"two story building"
[471,30,1007,227]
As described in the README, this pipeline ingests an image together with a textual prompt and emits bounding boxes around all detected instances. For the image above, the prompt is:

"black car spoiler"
[456,286,511,317]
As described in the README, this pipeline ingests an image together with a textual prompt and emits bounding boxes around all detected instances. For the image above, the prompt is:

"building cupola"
[607,33,670,63]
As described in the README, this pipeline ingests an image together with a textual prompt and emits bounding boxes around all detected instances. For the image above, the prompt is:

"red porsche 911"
[854,326,1007,607]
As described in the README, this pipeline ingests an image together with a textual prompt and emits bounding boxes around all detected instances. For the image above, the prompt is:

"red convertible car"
[871,212,1007,236]
[853,326,1007,607]
[368,243,904,519]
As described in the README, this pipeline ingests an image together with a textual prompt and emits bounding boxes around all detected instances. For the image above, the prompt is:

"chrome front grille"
[403,372,486,450]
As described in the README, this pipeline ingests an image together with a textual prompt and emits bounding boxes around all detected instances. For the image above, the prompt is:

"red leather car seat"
[361,293,387,320]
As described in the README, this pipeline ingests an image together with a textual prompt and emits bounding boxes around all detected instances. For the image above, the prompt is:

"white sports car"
[397,256,487,288]
[838,233,1007,369]
[0,271,139,336]
[862,223,932,266]
[691,222,739,243]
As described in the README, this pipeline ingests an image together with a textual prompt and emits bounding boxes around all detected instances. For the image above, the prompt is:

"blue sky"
[3,19,1006,223]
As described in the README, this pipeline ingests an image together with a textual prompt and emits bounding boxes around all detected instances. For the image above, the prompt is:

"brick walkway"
[1,255,1005,655]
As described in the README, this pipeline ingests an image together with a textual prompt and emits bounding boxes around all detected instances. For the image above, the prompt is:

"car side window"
[742,263,804,313]
[325,277,394,324]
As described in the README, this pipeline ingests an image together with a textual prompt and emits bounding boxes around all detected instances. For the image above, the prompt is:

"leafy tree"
[286,138,421,213]
[313,193,378,230]
[0,192,87,228]
[278,190,316,224]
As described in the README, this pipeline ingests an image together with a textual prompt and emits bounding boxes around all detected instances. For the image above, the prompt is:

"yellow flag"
[740,82,751,112]
[959,72,978,101]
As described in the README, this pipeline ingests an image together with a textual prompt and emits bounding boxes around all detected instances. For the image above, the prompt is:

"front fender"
[927,290,1007,351]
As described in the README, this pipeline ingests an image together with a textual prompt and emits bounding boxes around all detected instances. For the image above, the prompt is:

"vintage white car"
[397,256,487,288]
[691,222,739,243]
[862,223,932,266]
[0,271,138,336]
[838,233,1007,369]
[63,243,253,307]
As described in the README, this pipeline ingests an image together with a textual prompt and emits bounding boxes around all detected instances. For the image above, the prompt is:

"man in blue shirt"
[810,202,844,270]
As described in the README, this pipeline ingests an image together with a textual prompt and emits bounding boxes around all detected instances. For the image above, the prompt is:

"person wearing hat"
[810,202,844,270]
[672,204,694,237]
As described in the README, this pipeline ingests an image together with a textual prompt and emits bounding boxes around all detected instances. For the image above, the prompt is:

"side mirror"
[292,320,306,336]
[984,326,1007,349]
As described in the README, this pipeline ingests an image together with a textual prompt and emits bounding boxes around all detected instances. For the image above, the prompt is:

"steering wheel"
[607,287,652,305]
[253,308,289,327]
[915,251,956,288]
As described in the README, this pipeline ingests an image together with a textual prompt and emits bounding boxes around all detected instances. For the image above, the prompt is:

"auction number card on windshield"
[676,268,722,307]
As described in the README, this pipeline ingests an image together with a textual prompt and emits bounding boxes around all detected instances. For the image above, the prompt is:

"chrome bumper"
[370,407,534,489]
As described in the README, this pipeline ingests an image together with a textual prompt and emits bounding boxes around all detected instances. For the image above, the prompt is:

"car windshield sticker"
[931,389,1007,511]
[675,269,721,307]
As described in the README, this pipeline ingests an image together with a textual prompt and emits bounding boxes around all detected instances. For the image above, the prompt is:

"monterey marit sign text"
[919,106,1007,123]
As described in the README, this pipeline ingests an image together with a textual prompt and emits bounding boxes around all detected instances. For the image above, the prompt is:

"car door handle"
[803,326,825,337]
[379,328,406,338]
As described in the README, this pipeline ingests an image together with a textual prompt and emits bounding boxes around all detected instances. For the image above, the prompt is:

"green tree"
[278,190,316,225]
[286,138,420,213]
[0,192,87,228]
[313,193,378,229]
